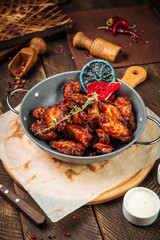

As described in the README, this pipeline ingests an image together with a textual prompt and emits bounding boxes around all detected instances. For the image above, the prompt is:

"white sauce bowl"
[123,187,160,226]
[157,164,160,185]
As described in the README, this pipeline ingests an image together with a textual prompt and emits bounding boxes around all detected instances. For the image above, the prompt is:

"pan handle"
[136,116,160,145]
[121,66,147,88]
[6,88,29,115]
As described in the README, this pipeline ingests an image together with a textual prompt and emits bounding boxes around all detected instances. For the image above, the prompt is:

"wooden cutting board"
[2,161,154,205]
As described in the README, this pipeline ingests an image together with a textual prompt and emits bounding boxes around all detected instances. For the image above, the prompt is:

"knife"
[0,184,46,225]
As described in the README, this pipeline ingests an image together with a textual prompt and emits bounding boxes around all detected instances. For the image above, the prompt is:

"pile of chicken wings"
[30,78,136,156]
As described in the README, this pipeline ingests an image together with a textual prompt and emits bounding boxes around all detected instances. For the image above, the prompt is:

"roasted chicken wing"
[43,107,65,130]
[32,107,47,121]
[114,96,136,131]
[73,111,88,126]
[99,101,126,125]
[98,113,133,142]
[54,100,68,112]
[50,140,85,156]
[88,102,100,129]
[62,78,81,100]
[93,142,113,154]
[69,92,87,105]
[96,129,110,144]
[66,123,93,147]
[64,98,77,110]
[30,121,58,140]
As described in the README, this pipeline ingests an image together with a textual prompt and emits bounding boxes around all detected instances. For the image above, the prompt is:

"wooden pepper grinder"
[73,32,122,62]
[8,37,47,78]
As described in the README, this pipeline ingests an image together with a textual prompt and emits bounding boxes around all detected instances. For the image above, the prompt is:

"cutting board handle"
[121,66,147,88]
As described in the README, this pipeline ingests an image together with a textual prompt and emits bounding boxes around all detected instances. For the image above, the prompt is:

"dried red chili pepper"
[106,26,139,39]
[98,16,119,30]
[112,19,136,37]
[116,27,139,39]
[106,16,119,27]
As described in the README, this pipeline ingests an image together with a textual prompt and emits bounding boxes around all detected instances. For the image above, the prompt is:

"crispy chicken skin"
[98,114,133,142]
[43,107,65,130]
[64,98,77,110]
[66,123,93,148]
[93,142,113,154]
[88,102,100,129]
[32,107,47,120]
[62,78,81,100]
[114,96,136,131]
[30,121,58,140]
[69,93,87,105]
[96,129,110,144]
[73,111,88,126]
[99,101,126,125]
[50,140,85,156]
[54,100,68,113]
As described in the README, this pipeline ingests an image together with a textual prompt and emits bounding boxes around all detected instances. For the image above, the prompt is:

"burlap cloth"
[0,107,159,222]
[66,5,160,69]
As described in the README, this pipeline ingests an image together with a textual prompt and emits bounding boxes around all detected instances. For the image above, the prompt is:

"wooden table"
[0,0,160,239]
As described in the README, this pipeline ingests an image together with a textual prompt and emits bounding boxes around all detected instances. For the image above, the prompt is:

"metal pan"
[7,66,160,164]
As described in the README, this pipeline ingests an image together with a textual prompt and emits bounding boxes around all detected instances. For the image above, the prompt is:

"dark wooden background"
[0,0,160,239]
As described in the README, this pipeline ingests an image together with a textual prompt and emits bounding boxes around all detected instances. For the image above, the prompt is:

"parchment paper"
[0,107,159,222]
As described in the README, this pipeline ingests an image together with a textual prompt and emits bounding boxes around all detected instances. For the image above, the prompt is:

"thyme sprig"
[37,92,99,135]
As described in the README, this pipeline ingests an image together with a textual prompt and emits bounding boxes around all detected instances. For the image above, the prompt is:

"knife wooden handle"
[0,184,45,225]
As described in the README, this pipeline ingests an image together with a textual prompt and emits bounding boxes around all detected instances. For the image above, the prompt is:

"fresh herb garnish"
[37,92,99,135]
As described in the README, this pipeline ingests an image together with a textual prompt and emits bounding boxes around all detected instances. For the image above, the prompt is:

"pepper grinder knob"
[73,32,94,51]
[30,37,47,55]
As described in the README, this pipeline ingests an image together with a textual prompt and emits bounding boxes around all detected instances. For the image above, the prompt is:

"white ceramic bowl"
[157,164,160,185]
[123,187,160,226]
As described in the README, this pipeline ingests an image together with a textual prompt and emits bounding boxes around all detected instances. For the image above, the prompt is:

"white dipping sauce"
[123,187,160,226]
[158,164,160,185]
[126,189,159,218]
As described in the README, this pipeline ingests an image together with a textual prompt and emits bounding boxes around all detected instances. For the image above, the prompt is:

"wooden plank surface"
[0,0,160,239]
